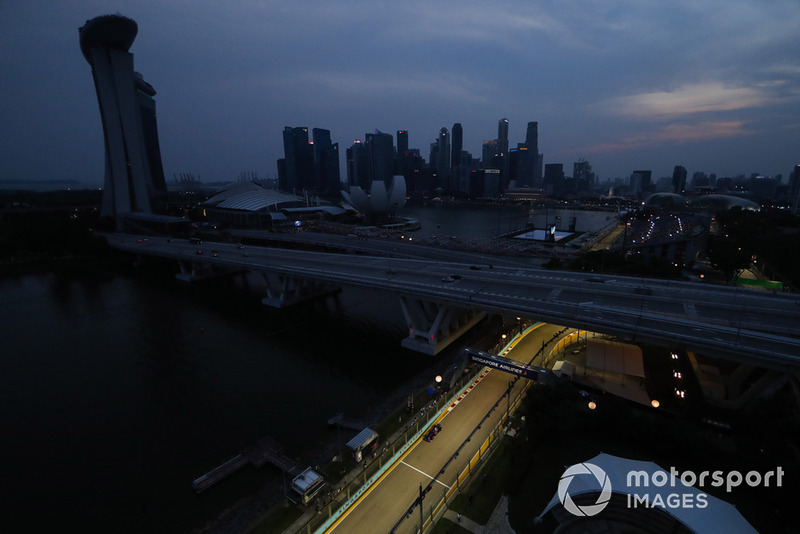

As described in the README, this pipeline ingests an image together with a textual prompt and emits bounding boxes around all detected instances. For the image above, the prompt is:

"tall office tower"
[498,118,510,185]
[366,130,395,184]
[451,123,463,169]
[692,171,709,188]
[401,148,425,192]
[397,130,408,156]
[482,140,500,169]
[629,172,643,195]
[573,159,593,187]
[672,165,688,194]
[79,14,167,223]
[450,123,463,192]
[525,121,538,153]
[632,170,652,193]
[346,140,369,189]
[525,122,543,187]
[282,126,315,191]
[437,127,451,189]
[430,142,440,170]
[395,130,409,175]
[544,163,565,193]
[457,149,475,194]
[312,128,340,195]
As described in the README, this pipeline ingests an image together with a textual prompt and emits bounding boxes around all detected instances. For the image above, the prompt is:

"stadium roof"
[203,182,303,212]
[688,194,760,212]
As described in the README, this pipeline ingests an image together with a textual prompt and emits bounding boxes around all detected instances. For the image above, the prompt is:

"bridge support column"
[399,296,486,355]
[175,259,242,283]
[175,259,212,282]
[261,273,340,308]
[687,352,788,409]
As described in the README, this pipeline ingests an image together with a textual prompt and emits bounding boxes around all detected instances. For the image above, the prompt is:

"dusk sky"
[2,0,800,188]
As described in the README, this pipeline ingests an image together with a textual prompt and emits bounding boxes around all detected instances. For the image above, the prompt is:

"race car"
[423,423,442,442]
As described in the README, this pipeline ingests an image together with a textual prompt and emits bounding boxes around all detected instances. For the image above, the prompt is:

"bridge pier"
[175,259,236,282]
[260,272,340,308]
[399,296,486,355]
[687,352,788,410]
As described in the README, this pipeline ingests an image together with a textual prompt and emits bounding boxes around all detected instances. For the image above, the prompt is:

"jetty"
[192,435,301,493]
[327,412,366,431]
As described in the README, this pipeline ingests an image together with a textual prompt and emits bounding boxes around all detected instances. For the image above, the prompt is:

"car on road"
[424,423,442,442]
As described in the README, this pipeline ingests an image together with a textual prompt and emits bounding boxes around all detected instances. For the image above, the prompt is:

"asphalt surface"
[327,323,564,534]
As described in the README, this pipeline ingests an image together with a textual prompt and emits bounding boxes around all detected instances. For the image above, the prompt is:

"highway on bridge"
[326,323,564,534]
[104,233,800,371]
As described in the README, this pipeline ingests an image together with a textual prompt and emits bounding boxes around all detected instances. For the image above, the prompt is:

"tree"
[706,235,751,283]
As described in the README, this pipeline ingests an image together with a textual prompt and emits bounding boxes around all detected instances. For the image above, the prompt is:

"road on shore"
[327,323,565,533]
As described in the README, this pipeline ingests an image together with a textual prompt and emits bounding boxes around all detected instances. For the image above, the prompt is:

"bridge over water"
[104,233,800,372]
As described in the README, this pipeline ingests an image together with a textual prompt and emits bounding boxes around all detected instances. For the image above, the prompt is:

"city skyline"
[2,0,800,188]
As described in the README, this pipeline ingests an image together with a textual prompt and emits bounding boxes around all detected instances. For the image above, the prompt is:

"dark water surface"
[0,267,439,533]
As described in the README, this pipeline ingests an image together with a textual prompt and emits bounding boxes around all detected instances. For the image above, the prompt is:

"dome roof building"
[688,194,760,212]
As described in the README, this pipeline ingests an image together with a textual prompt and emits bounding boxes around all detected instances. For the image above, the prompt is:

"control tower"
[79,14,167,225]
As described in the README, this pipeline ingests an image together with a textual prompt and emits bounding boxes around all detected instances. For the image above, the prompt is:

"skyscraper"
[396,130,408,156]
[632,170,652,194]
[573,159,593,187]
[366,130,395,184]
[498,118,510,185]
[395,130,409,175]
[451,123,463,193]
[346,139,369,189]
[79,14,167,223]
[525,122,538,154]
[544,163,565,194]
[282,126,314,191]
[451,123,463,169]
[672,165,688,194]
[482,140,500,170]
[312,128,340,196]
[525,122,542,187]
[437,127,450,189]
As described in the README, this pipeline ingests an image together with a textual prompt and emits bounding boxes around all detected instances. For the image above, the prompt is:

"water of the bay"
[0,202,616,533]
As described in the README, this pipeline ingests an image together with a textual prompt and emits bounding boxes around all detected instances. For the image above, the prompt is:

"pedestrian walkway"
[442,495,516,534]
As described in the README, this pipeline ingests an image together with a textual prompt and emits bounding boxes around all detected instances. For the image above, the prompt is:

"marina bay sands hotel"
[78,14,168,225]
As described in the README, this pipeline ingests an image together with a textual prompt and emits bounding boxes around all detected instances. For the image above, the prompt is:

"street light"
[650,399,660,408]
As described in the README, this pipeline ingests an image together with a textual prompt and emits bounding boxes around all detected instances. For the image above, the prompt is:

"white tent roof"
[346,428,378,451]
[541,453,758,533]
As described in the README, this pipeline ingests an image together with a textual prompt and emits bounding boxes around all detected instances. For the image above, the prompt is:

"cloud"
[575,120,752,155]
[608,83,789,120]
